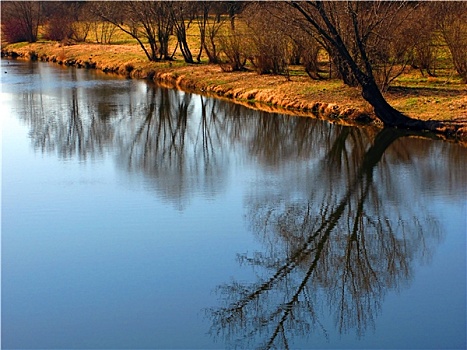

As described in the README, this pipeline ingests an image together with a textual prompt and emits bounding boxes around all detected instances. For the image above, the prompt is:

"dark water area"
[2,59,466,349]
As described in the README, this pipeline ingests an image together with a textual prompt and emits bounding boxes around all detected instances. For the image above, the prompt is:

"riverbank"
[2,41,467,142]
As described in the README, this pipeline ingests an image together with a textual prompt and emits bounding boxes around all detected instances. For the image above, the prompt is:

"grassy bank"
[2,41,467,141]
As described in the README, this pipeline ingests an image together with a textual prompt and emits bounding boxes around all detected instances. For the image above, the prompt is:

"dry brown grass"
[2,41,466,132]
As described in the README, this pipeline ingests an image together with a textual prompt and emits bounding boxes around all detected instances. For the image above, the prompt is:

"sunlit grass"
[2,19,466,124]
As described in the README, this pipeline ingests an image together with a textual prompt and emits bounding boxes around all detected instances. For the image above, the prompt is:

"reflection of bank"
[207,128,446,349]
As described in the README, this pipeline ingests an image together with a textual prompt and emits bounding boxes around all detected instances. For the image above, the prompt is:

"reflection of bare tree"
[18,66,129,160]
[24,86,117,160]
[208,128,445,349]
[115,88,230,209]
[14,62,233,209]
[15,61,467,224]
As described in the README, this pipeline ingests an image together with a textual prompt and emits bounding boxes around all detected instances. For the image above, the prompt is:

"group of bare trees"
[3,2,465,78]
[2,1,466,131]
[1,1,242,61]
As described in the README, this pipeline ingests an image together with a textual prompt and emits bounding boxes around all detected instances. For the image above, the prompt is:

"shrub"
[1,19,30,43]
[218,29,250,72]
[243,3,289,75]
[43,16,74,42]
[1,1,41,43]
[430,2,467,83]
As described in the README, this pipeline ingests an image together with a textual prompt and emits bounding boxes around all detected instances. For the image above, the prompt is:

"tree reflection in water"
[114,87,232,209]
[17,66,129,159]
[207,127,444,349]
[12,62,464,348]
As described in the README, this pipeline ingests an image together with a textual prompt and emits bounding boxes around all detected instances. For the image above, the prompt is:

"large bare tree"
[286,1,446,132]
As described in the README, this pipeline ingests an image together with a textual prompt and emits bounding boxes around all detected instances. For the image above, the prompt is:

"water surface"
[2,59,466,349]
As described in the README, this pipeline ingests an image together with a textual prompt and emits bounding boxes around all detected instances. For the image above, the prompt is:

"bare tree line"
[2,2,465,79]
[2,1,466,132]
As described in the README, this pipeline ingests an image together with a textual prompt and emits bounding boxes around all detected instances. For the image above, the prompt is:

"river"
[2,59,466,349]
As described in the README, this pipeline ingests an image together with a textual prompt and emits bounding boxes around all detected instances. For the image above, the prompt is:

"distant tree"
[69,2,93,42]
[223,1,247,30]
[243,3,289,75]
[42,1,92,42]
[369,14,415,92]
[405,3,439,77]
[169,1,195,63]
[287,28,325,80]
[194,1,210,62]
[87,2,117,44]
[194,1,228,64]
[436,1,467,83]
[1,1,42,43]
[218,25,251,72]
[42,2,74,42]
[154,2,174,60]
[92,1,173,61]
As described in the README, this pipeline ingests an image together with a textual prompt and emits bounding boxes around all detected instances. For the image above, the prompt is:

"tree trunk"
[328,49,358,86]
[361,80,443,132]
[360,81,408,127]
[178,33,194,63]
[197,27,205,62]
[203,41,218,64]
[158,31,170,60]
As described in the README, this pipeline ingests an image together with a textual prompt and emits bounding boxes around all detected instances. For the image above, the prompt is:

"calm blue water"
[2,59,466,349]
